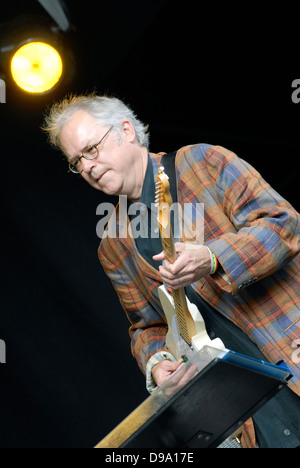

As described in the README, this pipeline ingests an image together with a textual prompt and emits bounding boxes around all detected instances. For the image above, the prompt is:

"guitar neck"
[160,228,197,346]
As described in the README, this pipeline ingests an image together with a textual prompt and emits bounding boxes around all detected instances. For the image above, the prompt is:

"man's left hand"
[153,243,212,290]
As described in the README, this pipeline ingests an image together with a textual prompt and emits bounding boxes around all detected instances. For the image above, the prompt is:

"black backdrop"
[1,1,299,447]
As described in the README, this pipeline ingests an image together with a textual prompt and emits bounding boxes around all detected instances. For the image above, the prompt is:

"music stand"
[95,346,291,448]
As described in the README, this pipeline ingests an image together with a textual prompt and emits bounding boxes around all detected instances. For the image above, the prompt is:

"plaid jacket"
[99,144,300,400]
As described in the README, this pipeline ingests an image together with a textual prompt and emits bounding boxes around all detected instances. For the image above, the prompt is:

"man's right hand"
[151,359,184,387]
[152,359,199,396]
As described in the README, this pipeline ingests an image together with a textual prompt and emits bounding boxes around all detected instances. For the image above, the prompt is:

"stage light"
[0,9,74,97]
[10,41,63,94]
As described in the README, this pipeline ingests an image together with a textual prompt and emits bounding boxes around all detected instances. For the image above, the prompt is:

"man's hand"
[151,360,183,387]
[153,243,211,290]
[152,359,199,396]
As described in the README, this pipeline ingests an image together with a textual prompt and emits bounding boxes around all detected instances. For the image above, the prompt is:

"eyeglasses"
[68,126,113,174]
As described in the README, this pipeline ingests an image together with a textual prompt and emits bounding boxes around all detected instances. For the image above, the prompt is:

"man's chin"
[100,184,122,197]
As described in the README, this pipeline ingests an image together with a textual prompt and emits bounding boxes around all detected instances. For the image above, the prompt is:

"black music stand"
[95,347,291,448]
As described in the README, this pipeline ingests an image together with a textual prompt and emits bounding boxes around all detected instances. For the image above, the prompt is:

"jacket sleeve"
[204,147,300,295]
[98,237,169,374]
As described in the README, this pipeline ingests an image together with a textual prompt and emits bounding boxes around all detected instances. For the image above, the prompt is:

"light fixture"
[11,41,63,94]
[0,7,74,96]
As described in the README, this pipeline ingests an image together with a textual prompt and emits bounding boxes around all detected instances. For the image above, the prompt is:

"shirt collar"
[140,154,156,210]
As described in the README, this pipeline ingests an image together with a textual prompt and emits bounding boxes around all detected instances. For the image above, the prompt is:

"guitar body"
[158,286,224,361]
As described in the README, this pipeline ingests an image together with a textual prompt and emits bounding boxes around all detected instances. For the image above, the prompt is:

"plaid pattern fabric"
[98,144,300,399]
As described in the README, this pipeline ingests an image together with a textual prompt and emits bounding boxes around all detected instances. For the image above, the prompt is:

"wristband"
[208,248,218,275]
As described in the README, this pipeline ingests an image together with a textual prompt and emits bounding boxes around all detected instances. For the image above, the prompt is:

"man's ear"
[121,119,136,143]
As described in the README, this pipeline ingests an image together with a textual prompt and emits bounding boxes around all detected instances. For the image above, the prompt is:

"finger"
[180,364,199,385]
[159,264,175,279]
[169,254,189,275]
[159,268,194,289]
[169,361,196,385]
[158,267,186,287]
[168,362,187,384]
[164,360,182,372]
[159,264,182,281]
[152,251,166,262]
[153,360,183,387]
[171,274,195,289]
[163,363,198,396]
[163,258,186,276]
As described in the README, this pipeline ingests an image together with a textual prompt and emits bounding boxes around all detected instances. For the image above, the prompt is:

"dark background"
[0,1,299,448]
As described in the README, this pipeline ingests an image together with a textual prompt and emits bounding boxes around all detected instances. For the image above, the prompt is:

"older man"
[43,94,300,448]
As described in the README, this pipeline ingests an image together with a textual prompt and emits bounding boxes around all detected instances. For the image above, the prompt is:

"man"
[43,94,300,448]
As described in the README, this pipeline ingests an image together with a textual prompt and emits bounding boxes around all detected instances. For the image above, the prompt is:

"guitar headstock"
[155,166,173,207]
[155,166,173,234]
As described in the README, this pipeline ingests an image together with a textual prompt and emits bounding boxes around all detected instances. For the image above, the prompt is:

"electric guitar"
[155,166,225,361]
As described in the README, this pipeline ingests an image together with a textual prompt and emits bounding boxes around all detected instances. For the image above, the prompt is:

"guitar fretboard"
[160,226,197,346]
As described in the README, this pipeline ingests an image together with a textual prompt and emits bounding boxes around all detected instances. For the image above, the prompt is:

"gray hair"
[42,93,150,150]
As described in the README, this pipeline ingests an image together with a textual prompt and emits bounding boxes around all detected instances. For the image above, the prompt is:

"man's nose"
[80,157,96,173]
